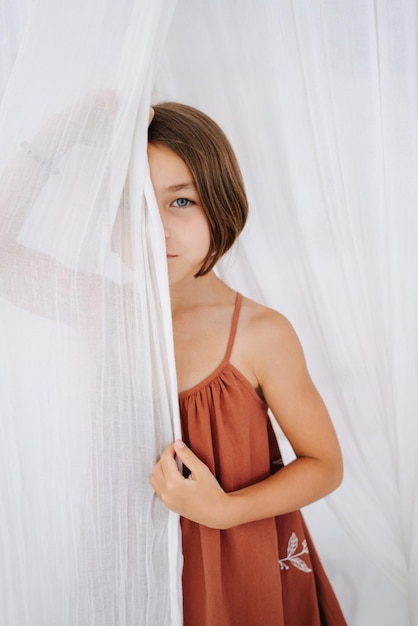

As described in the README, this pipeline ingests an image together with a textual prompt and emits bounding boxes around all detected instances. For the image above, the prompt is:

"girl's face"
[147,143,211,286]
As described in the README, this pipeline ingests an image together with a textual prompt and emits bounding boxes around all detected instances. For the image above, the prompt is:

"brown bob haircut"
[148,102,248,277]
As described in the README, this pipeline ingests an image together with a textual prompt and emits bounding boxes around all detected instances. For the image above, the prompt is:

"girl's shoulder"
[236,298,307,395]
[237,295,305,375]
[239,295,297,344]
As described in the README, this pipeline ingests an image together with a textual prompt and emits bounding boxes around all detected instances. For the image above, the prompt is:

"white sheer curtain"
[0,1,182,625]
[156,1,417,625]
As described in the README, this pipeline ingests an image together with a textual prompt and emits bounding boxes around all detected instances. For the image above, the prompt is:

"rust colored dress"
[178,293,347,626]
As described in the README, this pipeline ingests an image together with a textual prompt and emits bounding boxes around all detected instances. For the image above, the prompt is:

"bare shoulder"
[240,296,302,353]
[237,295,307,384]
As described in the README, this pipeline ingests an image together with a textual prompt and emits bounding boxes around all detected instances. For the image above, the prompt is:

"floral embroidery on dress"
[279,532,312,573]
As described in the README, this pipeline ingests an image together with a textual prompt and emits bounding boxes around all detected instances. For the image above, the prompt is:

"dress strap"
[223,292,242,363]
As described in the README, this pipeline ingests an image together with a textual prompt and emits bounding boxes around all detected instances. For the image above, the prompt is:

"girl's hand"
[150,441,231,529]
[30,89,119,161]
[31,95,153,163]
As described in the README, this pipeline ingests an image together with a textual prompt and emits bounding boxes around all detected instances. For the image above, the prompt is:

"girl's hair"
[148,102,248,276]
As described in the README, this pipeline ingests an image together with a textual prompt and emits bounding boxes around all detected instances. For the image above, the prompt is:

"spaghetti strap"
[223,292,242,363]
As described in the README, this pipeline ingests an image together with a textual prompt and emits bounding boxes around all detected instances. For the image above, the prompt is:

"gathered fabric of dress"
[178,294,347,626]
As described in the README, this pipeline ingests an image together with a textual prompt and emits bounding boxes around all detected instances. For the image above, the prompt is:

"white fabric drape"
[0,1,182,625]
[156,1,417,625]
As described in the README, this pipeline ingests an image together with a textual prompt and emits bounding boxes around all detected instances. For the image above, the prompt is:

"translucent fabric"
[0,1,182,625]
[156,1,417,624]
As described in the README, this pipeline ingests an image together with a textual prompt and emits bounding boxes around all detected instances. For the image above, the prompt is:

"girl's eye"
[172,197,193,208]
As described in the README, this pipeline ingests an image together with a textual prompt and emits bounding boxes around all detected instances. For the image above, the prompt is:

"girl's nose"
[157,207,170,239]
[163,222,170,239]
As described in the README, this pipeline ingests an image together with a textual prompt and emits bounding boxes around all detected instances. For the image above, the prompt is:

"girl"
[149,103,347,626]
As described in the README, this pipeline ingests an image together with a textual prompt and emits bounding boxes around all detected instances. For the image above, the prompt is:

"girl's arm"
[0,92,120,321]
[0,90,117,239]
[150,309,343,530]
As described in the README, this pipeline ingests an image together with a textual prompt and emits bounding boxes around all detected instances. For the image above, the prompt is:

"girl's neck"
[169,272,233,315]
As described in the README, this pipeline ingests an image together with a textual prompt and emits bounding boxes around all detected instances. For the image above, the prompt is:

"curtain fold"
[0,1,182,624]
[156,1,417,624]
